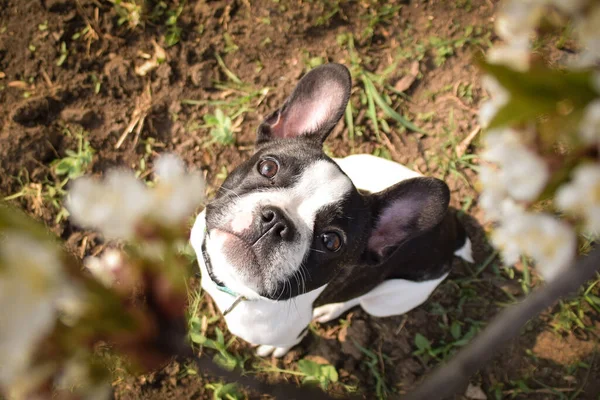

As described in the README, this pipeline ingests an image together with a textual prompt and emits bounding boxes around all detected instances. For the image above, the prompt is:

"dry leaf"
[394,61,420,92]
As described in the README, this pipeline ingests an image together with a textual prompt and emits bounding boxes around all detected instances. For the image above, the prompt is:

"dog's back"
[314,154,472,306]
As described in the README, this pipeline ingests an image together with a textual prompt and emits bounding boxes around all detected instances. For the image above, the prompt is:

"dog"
[190,63,473,358]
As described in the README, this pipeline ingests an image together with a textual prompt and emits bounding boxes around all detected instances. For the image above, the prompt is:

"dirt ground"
[1,0,599,399]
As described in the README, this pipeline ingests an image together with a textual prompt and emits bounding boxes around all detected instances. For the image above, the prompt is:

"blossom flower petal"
[67,170,151,240]
[483,128,549,202]
[151,153,206,224]
[556,163,600,235]
[84,249,124,287]
[578,100,600,144]
[0,233,75,391]
[492,212,577,281]
[478,76,510,128]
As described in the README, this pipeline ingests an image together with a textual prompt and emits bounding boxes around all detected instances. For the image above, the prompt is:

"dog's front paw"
[256,344,293,358]
[312,302,348,323]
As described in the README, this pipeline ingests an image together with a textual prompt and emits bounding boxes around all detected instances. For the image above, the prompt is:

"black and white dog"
[190,63,473,357]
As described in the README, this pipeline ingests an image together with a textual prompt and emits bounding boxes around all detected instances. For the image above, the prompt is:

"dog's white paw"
[312,302,348,323]
[256,344,292,358]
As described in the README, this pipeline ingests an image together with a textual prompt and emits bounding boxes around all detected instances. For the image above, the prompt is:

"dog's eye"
[321,232,342,252]
[258,158,279,178]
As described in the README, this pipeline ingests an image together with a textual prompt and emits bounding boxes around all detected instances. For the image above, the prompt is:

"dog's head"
[204,64,450,300]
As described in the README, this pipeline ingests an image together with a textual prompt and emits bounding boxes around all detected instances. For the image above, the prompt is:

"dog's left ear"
[364,177,450,264]
[257,63,351,145]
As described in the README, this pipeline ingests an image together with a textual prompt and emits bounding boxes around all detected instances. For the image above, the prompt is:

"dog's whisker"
[300,264,310,293]
[309,247,326,254]
[293,270,301,296]
[218,186,242,200]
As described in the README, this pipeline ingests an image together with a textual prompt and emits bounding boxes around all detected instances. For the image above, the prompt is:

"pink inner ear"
[367,201,414,257]
[279,80,346,138]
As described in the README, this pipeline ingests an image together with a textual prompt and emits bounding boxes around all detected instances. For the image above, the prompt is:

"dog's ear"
[364,177,450,264]
[257,63,351,145]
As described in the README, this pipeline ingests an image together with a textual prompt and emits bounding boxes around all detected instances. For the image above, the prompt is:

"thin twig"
[402,247,600,400]
[456,125,481,158]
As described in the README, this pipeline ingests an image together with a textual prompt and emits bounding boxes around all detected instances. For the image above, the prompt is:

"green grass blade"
[361,75,381,141]
[345,102,355,141]
[365,77,425,134]
[215,53,243,85]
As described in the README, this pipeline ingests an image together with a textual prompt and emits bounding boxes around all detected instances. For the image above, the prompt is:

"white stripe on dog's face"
[206,159,353,297]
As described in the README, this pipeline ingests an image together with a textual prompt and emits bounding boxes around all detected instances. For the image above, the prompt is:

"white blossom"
[488,1,543,71]
[67,170,151,240]
[151,153,206,224]
[492,212,577,281]
[478,165,524,221]
[549,0,588,15]
[0,233,76,392]
[479,76,510,128]
[486,43,530,72]
[494,2,539,44]
[67,154,205,240]
[573,4,600,67]
[55,356,111,400]
[555,163,600,235]
[483,128,549,202]
[84,249,124,287]
[578,100,600,144]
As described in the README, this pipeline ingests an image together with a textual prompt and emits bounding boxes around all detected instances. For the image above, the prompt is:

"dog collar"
[201,231,248,316]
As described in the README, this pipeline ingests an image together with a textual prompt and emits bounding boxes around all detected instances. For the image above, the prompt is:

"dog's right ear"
[256,63,351,146]
[364,177,450,265]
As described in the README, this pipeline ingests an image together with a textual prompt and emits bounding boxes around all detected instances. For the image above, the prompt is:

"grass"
[255,358,352,392]
[181,54,269,148]
[550,276,600,334]
[396,24,492,67]
[353,342,392,399]
[3,125,95,223]
[338,33,424,144]
[109,0,183,46]
[205,382,243,400]
[424,109,479,182]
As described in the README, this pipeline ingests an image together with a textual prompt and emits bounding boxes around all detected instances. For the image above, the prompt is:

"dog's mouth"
[203,227,308,300]
[203,228,266,293]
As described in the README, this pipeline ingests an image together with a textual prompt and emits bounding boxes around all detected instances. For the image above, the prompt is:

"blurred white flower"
[548,0,588,15]
[487,43,530,72]
[495,2,539,44]
[478,165,524,221]
[152,153,206,224]
[578,100,600,144]
[84,249,124,287]
[479,76,510,128]
[55,356,111,400]
[483,128,549,202]
[67,170,151,240]
[492,212,577,281]
[573,4,600,67]
[489,1,544,71]
[0,233,77,392]
[67,154,205,240]
[555,163,600,235]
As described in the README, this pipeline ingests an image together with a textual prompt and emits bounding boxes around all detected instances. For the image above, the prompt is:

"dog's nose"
[259,206,294,241]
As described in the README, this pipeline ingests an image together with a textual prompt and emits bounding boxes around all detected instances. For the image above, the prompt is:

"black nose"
[259,206,295,241]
